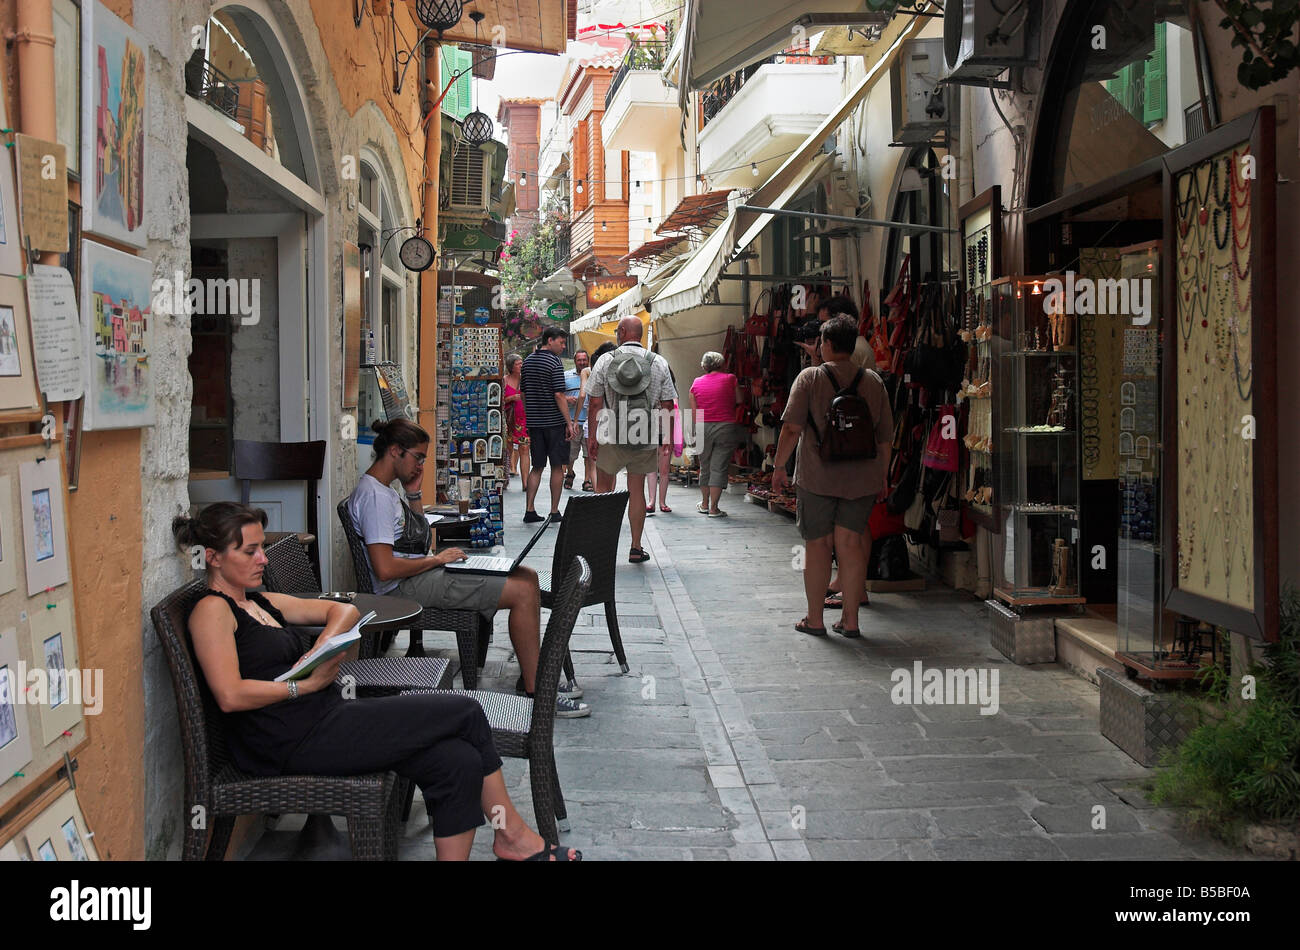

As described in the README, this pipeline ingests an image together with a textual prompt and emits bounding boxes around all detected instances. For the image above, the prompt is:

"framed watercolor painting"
[0,629,33,787]
[20,457,70,595]
[80,241,155,430]
[0,277,40,412]
[81,1,148,248]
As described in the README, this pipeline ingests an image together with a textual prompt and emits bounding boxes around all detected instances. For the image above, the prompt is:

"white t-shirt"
[346,473,422,595]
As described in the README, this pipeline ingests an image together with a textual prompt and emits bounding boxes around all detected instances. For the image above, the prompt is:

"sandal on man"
[696,503,710,514]
[564,475,575,489]
[629,547,650,563]
[582,481,594,492]
[831,620,862,639]
[824,593,843,610]
[795,617,827,637]
[499,843,583,862]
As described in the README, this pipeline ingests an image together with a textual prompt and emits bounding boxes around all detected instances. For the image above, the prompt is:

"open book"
[274,611,376,682]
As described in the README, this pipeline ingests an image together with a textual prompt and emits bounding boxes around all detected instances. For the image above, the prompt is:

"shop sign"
[584,277,638,309]
[546,301,573,322]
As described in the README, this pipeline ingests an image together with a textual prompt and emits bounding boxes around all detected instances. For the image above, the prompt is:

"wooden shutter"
[1143,23,1167,125]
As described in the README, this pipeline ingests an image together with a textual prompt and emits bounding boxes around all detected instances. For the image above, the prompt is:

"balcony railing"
[184,51,240,123]
[700,47,835,128]
[605,38,674,110]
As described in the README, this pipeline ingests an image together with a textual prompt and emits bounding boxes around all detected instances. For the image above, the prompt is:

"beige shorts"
[396,566,507,622]
[795,489,872,541]
[595,442,658,476]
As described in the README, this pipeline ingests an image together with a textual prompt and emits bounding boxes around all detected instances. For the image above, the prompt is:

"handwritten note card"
[25,265,84,401]
[14,135,69,254]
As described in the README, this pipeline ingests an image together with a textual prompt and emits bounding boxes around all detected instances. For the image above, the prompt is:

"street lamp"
[414,0,463,34]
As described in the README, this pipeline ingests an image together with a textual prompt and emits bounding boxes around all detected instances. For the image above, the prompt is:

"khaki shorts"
[795,488,872,541]
[396,566,508,623]
[595,442,658,476]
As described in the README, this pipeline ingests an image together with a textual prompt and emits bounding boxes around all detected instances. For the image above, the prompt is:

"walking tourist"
[174,501,583,859]
[521,327,578,524]
[771,315,893,638]
[503,353,527,484]
[563,349,591,491]
[343,418,588,716]
[645,364,681,515]
[586,316,677,563]
[688,351,742,517]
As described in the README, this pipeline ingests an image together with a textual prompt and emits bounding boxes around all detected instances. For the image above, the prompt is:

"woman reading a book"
[174,502,580,861]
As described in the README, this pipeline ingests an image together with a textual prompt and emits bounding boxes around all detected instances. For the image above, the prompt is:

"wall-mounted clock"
[399,235,436,272]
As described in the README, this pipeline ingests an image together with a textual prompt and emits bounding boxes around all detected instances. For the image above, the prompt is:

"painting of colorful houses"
[81,241,154,430]
[82,1,147,249]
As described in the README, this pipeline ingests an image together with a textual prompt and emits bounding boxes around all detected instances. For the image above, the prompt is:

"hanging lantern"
[415,0,463,34]
[463,109,494,145]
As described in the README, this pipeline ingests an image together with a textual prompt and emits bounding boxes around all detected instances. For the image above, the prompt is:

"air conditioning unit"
[891,38,955,145]
[448,146,492,213]
[944,0,1038,84]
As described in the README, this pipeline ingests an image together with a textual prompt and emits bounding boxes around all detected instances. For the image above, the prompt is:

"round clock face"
[399,236,435,272]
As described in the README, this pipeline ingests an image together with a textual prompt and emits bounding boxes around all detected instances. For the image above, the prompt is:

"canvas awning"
[651,152,832,319]
[570,281,643,332]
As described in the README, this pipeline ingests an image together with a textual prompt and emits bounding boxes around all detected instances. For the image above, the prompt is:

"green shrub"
[1150,585,1300,835]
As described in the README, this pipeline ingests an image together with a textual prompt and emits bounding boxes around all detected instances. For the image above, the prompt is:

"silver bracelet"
[287,680,299,700]
[405,491,423,500]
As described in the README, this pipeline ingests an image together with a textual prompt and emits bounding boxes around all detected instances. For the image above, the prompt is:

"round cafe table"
[302,592,421,632]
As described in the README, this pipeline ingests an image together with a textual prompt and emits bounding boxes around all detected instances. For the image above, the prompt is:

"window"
[772,190,830,278]
[357,158,407,377]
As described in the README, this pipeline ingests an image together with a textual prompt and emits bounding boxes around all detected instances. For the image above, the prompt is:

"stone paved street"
[251,475,1245,861]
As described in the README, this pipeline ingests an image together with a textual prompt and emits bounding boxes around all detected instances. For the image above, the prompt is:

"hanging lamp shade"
[463,109,494,145]
[415,0,463,33]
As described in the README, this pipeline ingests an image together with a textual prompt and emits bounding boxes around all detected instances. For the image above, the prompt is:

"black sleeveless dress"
[188,589,343,774]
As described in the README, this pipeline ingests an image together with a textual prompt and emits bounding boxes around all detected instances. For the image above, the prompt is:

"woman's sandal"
[629,547,650,563]
[696,502,710,514]
[824,593,843,610]
[831,620,862,639]
[659,504,672,513]
[795,617,827,637]
[499,843,583,861]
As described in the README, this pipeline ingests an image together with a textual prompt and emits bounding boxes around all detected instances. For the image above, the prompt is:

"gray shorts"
[396,566,507,622]
[795,488,872,541]
[698,421,740,487]
[595,442,658,476]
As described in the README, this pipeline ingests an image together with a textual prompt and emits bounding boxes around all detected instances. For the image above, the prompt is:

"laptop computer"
[442,514,553,576]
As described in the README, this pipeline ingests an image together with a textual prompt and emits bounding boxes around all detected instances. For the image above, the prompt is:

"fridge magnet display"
[487,409,502,434]
[458,459,472,474]
[487,382,501,406]
[20,458,70,595]
[82,1,149,248]
[0,277,40,412]
[81,241,156,429]
[473,439,488,463]
[20,788,99,861]
[29,601,80,745]
[488,435,503,459]
[470,476,483,493]
[0,628,33,785]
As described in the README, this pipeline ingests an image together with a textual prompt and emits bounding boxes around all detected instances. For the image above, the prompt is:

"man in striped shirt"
[520,326,577,523]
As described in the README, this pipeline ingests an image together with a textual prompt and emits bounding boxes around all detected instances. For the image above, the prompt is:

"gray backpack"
[605,348,657,447]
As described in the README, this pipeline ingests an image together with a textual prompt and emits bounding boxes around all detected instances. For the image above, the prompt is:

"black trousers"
[283,693,503,838]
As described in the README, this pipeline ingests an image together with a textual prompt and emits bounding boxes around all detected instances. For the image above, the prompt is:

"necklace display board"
[1160,108,1277,642]
[958,187,1001,529]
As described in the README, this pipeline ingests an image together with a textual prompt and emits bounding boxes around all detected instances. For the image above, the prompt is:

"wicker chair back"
[336,500,379,594]
[551,491,628,604]
[262,535,319,594]
[530,557,591,742]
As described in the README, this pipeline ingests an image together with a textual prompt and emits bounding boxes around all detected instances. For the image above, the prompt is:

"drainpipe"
[13,0,57,266]
[418,44,440,498]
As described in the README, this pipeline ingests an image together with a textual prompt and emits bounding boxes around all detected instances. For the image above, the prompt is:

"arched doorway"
[184,1,334,580]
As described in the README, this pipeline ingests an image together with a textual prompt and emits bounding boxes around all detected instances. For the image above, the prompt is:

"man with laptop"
[345,418,590,718]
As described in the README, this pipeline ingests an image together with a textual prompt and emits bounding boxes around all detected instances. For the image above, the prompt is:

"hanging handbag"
[921,403,959,472]
[745,289,773,336]
[903,487,927,531]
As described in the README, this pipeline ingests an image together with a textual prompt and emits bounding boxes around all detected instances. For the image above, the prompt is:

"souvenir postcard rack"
[989,275,1085,607]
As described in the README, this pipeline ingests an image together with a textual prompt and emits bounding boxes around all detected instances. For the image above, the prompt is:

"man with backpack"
[771,315,893,638]
[586,316,677,563]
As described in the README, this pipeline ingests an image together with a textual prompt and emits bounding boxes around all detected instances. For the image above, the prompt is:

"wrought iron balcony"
[184,51,240,123]
[700,47,835,128]
[605,37,673,110]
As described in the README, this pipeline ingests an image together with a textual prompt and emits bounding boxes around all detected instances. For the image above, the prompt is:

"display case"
[958,187,1001,527]
[990,276,1084,606]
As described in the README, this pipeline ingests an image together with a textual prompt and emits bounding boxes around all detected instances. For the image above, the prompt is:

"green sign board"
[546,301,573,322]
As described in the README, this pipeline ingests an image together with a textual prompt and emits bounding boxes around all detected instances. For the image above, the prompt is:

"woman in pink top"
[503,353,527,481]
[688,352,742,516]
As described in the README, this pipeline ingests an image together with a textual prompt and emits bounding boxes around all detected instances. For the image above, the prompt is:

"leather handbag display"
[744,288,773,336]
[921,404,959,472]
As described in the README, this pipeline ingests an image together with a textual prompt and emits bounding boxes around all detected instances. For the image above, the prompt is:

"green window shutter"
[1143,22,1167,124]
[455,49,473,119]
[1107,64,1132,114]
[440,47,472,120]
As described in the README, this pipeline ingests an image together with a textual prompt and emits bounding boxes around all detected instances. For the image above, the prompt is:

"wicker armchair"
[261,535,452,695]
[537,491,630,675]
[337,500,490,688]
[402,556,591,843]
[150,580,408,860]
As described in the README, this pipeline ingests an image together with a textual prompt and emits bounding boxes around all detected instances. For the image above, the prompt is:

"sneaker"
[516,675,584,700]
[549,511,563,523]
[523,510,545,523]
[555,695,591,718]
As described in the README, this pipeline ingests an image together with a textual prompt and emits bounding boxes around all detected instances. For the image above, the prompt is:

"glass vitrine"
[990,276,1084,605]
